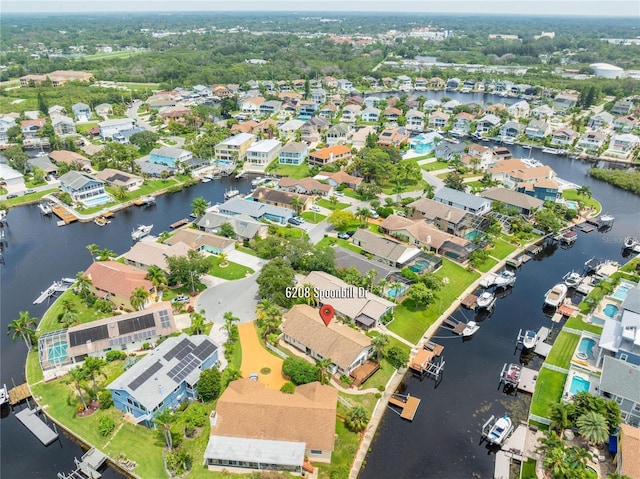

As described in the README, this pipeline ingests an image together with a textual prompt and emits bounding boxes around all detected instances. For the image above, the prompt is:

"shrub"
[282,357,319,385]
[105,350,126,362]
[98,391,113,409]
[280,382,296,394]
[345,405,369,433]
[196,368,221,402]
[98,416,116,437]
[183,403,207,428]
[386,346,409,369]
[166,448,192,474]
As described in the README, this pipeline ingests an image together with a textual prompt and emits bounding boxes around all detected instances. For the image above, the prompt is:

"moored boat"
[224,189,239,200]
[522,330,538,349]
[563,271,582,288]
[94,216,108,227]
[38,202,52,215]
[0,383,8,406]
[131,224,153,241]
[544,283,568,308]
[623,237,640,253]
[486,415,513,445]
[476,291,496,309]
[462,321,480,337]
[501,363,521,383]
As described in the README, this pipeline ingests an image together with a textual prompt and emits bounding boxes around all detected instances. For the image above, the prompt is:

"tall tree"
[68,366,89,411]
[153,409,175,451]
[405,282,434,310]
[74,271,93,301]
[221,311,240,340]
[189,310,207,335]
[191,197,209,218]
[371,334,389,363]
[82,356,106,400]
[146,265,168,301]
[130,286,150,311]
[576,411,609,445]
[6,311,37,351]
[316,358,333,385]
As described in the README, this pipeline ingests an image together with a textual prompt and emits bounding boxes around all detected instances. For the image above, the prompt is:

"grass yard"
[521,459,538,479]
[38,290,111,334]
[379,179,426,196]
[421,161,449,171]
[235,245,260,257]
[475,257,499,273]
[76,122,99,135]
[316,236,362,254]
[545,332,580,369]
[80,50,147,61]
[300,211,327,224]
[564,315,604,335]
[266,161,310,179]
[317,418,361,479]
[489,238,518,260]
[562,189,601,213]
[530,368,567,419]
[342,188,361,200]
[389,259,479,343]
[317,198,350,210]
[208,256,254,280]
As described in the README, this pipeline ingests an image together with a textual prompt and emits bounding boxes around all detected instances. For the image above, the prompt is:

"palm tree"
[356,207,370,224]
[316,358,333,385]
[290,197,303,215]
[74,272,93,301]
[366,269,377,291]
[542,442,571,479]
[255,300,281,340]
[145,265,167,301]
[153,408,175,450]
[303,282,318,306]
[97,248,115,261]
[113,185,128,200]
[7,311,37,351]
[191,196,209,218]
[218,253,229,267]
[549,402,574,433]
[61,310,78,328]
[345,405,369,433]
[86,243,100,262]
[577,185,592,199]
[68,366,89,411]
[422,182,435,199]
[130,286,150,311]
[577,411,609,445]
[82,356,106,400]
[221,311,240,341]
[371,334,389,363]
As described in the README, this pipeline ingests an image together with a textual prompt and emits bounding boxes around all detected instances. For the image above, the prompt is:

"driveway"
[196,275,261,325]
[227,250,267,271]
[237,322,287,390]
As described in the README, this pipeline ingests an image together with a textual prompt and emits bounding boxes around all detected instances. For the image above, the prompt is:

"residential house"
[507,100,530,119]
[259,100,282,116]
[363,96,382,109]
[149,146,193,168]
[113,127,145,145]
[158,106,193,124]
[240,96,265,114]
[71,102,91,122]
[481,188,544,217]
[551,128,579,147]
[95,168,144,191]
[278,142,309,165]
[135,160,174,178]
[193,84,212,97]
[446,78,460,90]
[435,140,465,161]
[516,179,560,202]
[48,105,67,117]
[598,357,640,427]
[246,139,281,167]
[409,131,442,155]
[489,159,556,189]
[407,197,486,238]
[94,103,113,117]
[452,112,474,135]
[405,109,425,132]
[414,77,427,90]
[0,163,23,188]
[494,80,514,94]
[334,247,398,285]
[27,156,58,177]
[0,114,17,144]
[283,304,373,373]
[196,212,268,242]
[341,104,362,123]
[52,115,77,135]
[589,112,615,131]
[299,272,394,330]
[361,107,381,123]
[21,118,45,139]
[351,126,376,150]
[83,260,153,311]
[525,119,552,139]
[318,104,337,120]
[215,133,255,163]
[325,123,352,146]
[311,88,327,105]
[301,117,328,143]
[277,177,332,196]
[384,107,402,123]
[164,229,235,256]
[429,77,445,89]
[429,111,450,130]
[251,186,311,212]
[108,334,218,426]
[614,116,638,133]
[500,121,525,140]
[218,198,294,224]
[577,130,607,152]
[530,104,554,120]
[606,133,639,158]
[610,99,634,116]
[598,285,640,366]
[397,75,412,91]
[377,127,409,148]
[19,70,93,87]
[351,229,421,268]
[475,114,501,134]
[337,79,353,90]
[442,100,460,114]
[98,118,135,140]
[434,187,492,215]
[467,143,495,171]
[614,424,640,476]
[319,170,363,189]
[492,146,513,161]
[308,145,352,167]
[553,92,579,112]
[362,76,379,88]
[379,215,474,262]
[123,241,191,271]
[49,150,91,170]
[204,379,337,472]
[423,99,441,112]
[59,171,109,207]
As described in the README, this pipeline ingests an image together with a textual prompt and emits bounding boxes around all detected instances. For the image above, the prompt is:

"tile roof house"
[613,115,638,133]
[204,379,337,472]
[407,197,487,238]
[405,109,425,132]
[525,119,552,139]
[21,118,46,138]
[215,133,255,163]
[108,333,218,426]
[551,128,579,147]
[282,304,373,374]
[300,271,395,329]
[325,123,352,146]
[481,188,544,217]
[149,146,193,168]
[83,260,154,311]
[434,187,492,215]
[577,130,607,151]
[489,159,556,189]
[351,229,421,268]
[553,92,579,112]
[616,424,640,477]
[377,127,409,148]
[52,115,77,135]
[94,168,144,191]
[516,178,560,202]
[428,111,450,129]
[409,132,443,155]
[351,126,377,150]
[278,177,332,196]
[341,104,362,123]
[250,186,312,211]
[196,212,268,241]
[49,150,92,169]
[123,241,192,271]
[308,145,352,167]
[164,229,236,256]
[316,170,363,189]
[59,171,110,207]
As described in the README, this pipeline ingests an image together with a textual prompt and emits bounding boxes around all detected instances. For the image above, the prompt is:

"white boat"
[501,363,522,384]
[476,291,496,309]
[486,415,513,445]
[94,216,109,227]
[522,330,538,349]
[131,224,153,241]
[599,214,615,227]
[38,202,52,215]
[224,189,239,200]
[544,283,568,308]
[462,321,480,337]
[0,383,8,406]
[495,270,516,288]
[563,271,582,288]
[201,176,212,183]
[623,237,640,253]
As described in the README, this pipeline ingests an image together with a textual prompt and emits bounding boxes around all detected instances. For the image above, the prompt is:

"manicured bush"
[196,368,221,402]
[280,382,295,394]
[98,390,113,409]
[282,357,319,385]
[105,350,126,362]
[98,416,115,437]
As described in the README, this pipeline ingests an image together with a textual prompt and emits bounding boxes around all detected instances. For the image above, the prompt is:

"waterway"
[360,150,639,479]
[364,89,519,106]
[0,176,253,478]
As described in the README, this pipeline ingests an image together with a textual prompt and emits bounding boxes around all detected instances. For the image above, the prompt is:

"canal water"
[0,176,252,478]
[360,149,639,479]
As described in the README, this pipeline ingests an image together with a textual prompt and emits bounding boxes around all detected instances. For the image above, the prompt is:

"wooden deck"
[516,367,538,394]
[170,218,190,229]
[461,294,478,309]
[8,383,31,405]
[388,394,421,421]
[410,349,435,372]
[349,360,380,387]
[50,204,77,224]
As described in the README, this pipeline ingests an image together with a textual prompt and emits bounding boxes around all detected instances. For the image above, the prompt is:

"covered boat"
[522,330,538,349]
[563,271,582,288]
[462,321,480,337]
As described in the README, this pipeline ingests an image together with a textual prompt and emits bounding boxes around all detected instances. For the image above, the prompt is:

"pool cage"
[38,329,72,371]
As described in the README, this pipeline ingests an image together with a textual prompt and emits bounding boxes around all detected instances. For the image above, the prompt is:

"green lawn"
[38,290,111,334]
[300,211,327,224]
[545,332,580,369]
[342,188,361,200]
[562,189,601,213]
[208,256,254,280]
[389,259,480,343]
[475,257,499,273]
[316,198,350,211]
[266,161,310,179]
[235,245,260,257]
[421,161,449,171]
[76,122,99,135]
[80,50,147,61]
[522,459,538,479]
[530,368,567,419]
[316,236,362,254]
[1,188,56,207]
[564,315,604,335]
[489,238,517,260]
[317,418,361,479]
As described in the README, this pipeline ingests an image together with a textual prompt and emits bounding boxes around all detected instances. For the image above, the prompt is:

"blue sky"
[3,1,638,16]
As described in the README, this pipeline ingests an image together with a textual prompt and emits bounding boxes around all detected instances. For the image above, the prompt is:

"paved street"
[195,274,261,325]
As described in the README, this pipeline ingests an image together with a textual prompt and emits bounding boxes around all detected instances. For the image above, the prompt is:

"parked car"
[288,217,303,226]
[171,295,190,303]
[334,191,344,197]
[310,205,321,212]
[25,189,36,195]
[337,231,355,240]
[6,193,18,199]
[369,209,380,219]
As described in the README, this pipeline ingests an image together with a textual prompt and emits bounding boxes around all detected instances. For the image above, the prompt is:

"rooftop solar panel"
[118,313,155,335]
[163,337,192,361]
[128,361,162,391]
[192,340,216,362]
[69,325,110,347]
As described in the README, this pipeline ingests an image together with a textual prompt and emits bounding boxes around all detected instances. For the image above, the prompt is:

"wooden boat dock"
[51,204,77,225]
[516,367,538,393]
[170,218,190,229]
[15,407,59,446]
[410,341,445,382]
[461,293,478,310]
[388,393,421,421]
[58,447,108,479]
[443,317,466,335]
[8,383,31,405]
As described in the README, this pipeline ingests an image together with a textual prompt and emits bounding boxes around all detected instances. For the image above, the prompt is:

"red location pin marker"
[319,305,335,326]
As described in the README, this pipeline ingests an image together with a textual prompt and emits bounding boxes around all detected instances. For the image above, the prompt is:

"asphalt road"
[195,274,261,325]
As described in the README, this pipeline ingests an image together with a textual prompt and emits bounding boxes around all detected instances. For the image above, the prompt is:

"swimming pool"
[82,194,111,207]
[603,304,620,318]
[569,375,591,395]
[612,282,634,301]
[575,337,597,360]
[387,284,408,298]
[48,340,68,363]
[409,261,429,273]
[565,200,579,210]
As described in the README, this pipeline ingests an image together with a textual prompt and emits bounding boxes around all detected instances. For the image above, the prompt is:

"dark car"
[337,231,355,240]
[6,193,18,199]
[288,217,302,225]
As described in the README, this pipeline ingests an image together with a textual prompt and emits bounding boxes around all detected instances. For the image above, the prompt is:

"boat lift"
[481,415,514,446]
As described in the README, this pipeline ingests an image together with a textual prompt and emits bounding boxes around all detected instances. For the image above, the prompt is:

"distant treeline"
[589,168,640,196]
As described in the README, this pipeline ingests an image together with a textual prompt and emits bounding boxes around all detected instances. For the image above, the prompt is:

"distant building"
[149,146,193,167]
[58,171,110,207]
[19,70,94,87]
[98,118,135,140]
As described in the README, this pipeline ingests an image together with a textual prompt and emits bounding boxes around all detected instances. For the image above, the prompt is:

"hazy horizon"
[3,1,639,17]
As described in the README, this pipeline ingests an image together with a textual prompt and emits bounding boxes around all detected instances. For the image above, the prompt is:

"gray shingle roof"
[599,356,640,403]
[434,187,491,211]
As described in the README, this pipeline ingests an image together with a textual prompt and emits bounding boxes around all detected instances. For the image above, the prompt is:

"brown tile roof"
[21,118,45,127]
[325,170,363,187]
[251,186,310,207]
[277,177,332,193]
[408,197,467,223]
[282,304,372,370]
[164,228,235,251]
[84,261,152,299]
[49,150,91,165]
[122,241,191,270]
[381,215,468,250]
[490,159,528,173]
[231,120,259,134]
[455,112,475,120]
[481,188,544,211]
[620,423,640,479]
[94,168,143,186]
[212,378,337,451]
[309,145,352,161]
